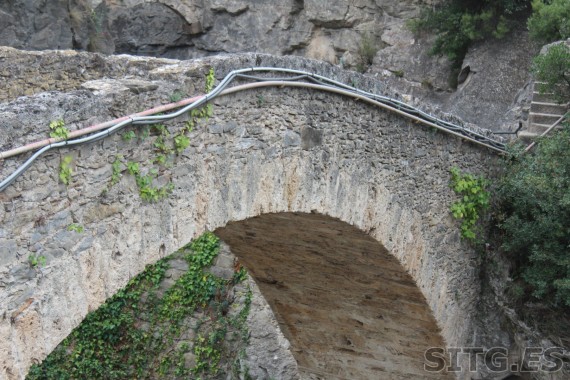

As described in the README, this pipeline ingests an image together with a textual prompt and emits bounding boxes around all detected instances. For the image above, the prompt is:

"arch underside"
[216,212,452,380]
[0,52,495,379]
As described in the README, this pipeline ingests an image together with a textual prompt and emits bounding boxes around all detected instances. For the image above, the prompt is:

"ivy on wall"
[27,232,252,379]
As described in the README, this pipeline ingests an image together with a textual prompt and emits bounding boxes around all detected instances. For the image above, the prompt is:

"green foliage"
[498,120,570,306]
[124,160,173,202]
[532,43,570,103]
[256,94,265,107]
[107,69,214,201]
[67,223,84,233]
[205,67,216,93]
[408,0,530,64]
[232,266,248,284]
[27,258,169,380]
[59,155,73,185]
[527,0,570,43]
[449,167,490,240]
[193,333,222,375]
[110,155,123,186]
[49,119,69,140]
[27,232,252,379]
[121,130,136,142]
[28,254,46,268]
[356,33,378,73]
[170,91,185,103]
[126,161,139,176]
[139,126,150,140]
[173,134,190,154]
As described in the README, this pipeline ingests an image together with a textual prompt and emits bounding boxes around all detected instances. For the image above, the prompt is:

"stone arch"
[0,53,497,379]
[216,211,452,379]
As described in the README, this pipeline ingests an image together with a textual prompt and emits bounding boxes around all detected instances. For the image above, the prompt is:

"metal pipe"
[0,67,507,192]
[524,113,568,152]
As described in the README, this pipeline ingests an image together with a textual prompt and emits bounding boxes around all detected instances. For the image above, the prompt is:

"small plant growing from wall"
[449,167,490,241]
[67,223,84,233]
[105,68,216,202]
[59,155,73,185]
[28,254,46,268]
[49,119,69,140]
[356,33,378,73]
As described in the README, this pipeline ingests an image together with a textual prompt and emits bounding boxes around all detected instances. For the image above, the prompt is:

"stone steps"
[529,112,564,126]
[521,82,568,141]
[530,91,556,103]
[530,101,568,115]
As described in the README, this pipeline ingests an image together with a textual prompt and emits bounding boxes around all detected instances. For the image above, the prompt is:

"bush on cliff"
[408,0,531,64]
[532,42,570,103]
[498,118,570,307]
[527,0,570,43]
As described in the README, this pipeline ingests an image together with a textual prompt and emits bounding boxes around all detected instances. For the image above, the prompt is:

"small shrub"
[356,33,378,73]
[532,43,570,103]
[169,91,185,103]
[173,134,190,154]
[110,155,123,186]
[527,0,570,43]
[498,119,570,306]
[421,78,434,90]
[122,130,136,142]
[391,69,404,78]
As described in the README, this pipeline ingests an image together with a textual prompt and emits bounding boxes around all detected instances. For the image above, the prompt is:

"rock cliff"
[0,0,538,131]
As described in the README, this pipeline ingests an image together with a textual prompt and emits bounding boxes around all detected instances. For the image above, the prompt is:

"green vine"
[105,69,215,202]
[27,232,252,380]
[59,155,73,185]
[449,167,490,241]
[110,155,123,186]
[121,130,136,142]
[49,119,69,140]
[125,160,174,202]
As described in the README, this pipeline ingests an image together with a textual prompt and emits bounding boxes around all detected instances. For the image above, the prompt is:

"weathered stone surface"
[443,27,540,131]
[0,49,512,379]
[217,213,452,379]
[0,0,538,131]
[0,0,74,50]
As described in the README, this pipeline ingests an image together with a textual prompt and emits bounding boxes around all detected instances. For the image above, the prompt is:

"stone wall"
[0,0,539,132]
[0,49,502,379]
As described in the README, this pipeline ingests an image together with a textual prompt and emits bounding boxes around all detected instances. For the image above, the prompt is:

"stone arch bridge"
[0,49,499,379]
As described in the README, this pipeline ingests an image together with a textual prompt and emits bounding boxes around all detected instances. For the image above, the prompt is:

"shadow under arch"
[216,212,452,379]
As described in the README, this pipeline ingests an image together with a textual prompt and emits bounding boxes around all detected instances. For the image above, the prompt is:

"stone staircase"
[519,82,568,140]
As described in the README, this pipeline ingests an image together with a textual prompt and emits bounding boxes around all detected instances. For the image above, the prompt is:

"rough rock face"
[0,0,537,131]
[376,25,540,132]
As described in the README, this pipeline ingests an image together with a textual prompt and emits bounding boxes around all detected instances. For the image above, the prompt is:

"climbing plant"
[49,119,69,140]
[107,68,216,202]
[27,232,253,379]
[58,155,73,185]
[449,167,490,241]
